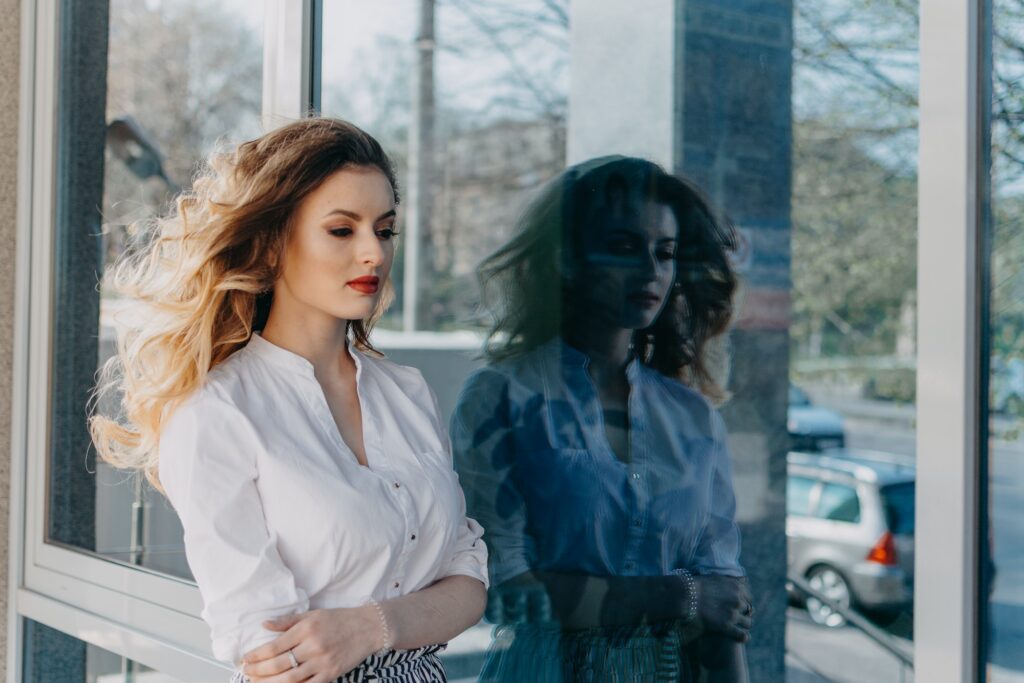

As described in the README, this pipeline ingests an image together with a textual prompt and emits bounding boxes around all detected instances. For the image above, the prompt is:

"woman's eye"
[657,251,676,261]
[328,227,353,237]
[609,240,636,253]
[377,227,399,240]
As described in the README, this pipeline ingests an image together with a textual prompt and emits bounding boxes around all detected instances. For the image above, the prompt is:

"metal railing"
[787,572,913,682]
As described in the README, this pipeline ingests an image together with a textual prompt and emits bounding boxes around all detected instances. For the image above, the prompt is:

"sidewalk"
[809,389,1022,440]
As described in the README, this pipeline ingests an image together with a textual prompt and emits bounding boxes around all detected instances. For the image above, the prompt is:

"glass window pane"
[22,618,187,682]
[985,0,1024,677]
[787,0,917,673]
[52,0,263,580]
[318,1,916,680]
[320,0,567,333]
[787,476,817,517]
[816,483,861,524]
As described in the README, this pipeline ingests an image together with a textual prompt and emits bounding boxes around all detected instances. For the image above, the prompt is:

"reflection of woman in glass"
[451,156,751,682]
[90,118,488,683]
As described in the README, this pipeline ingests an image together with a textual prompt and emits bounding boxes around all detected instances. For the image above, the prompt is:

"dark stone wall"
[675,1,793,679]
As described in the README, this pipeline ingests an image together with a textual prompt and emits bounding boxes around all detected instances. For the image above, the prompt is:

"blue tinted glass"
[985,0,1024,676]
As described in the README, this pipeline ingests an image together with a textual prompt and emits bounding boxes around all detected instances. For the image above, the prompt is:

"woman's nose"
[638,246,658,278]
[356,231,384,266]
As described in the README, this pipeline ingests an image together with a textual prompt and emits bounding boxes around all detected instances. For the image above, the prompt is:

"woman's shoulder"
[640,364,726,435]
[455,363,518,406]
[164,352,257,432]
[651,369,714,409]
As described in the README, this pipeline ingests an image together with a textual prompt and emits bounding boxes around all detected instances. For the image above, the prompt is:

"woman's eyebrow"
[323,208,397,221]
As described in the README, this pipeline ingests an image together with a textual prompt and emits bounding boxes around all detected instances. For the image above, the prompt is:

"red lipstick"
[627,291,661,308]
[347,275,379,294]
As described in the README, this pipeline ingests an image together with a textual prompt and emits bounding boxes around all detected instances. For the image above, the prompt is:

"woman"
[90,118,488,683]
[450,156,752,682]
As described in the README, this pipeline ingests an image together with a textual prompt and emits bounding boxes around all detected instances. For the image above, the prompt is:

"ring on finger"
[287,649,299,669]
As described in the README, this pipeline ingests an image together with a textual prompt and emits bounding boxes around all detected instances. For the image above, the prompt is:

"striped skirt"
[476,623,694,683]
[229,643,447,683]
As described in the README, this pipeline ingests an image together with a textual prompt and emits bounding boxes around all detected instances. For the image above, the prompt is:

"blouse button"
[393,581,400,588]
[633,518,642,527]
[393,481,401,489]
[631,472,641,480]
[411,534,417,540]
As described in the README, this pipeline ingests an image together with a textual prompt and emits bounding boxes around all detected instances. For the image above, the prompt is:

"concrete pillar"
[0,0,19,673]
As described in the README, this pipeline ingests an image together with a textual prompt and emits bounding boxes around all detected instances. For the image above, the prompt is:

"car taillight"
[866,531,899,566]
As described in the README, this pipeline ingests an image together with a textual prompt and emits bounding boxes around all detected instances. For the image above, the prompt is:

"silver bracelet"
[670,568,698,624]
[368,598,393,655]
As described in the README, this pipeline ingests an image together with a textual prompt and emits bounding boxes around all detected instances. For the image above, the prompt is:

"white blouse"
[157,331,489,668]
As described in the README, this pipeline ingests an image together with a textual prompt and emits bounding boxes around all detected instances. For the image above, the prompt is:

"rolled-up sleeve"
[450,369,536,588]
[440,481,490,589]
[690,409,745,578]
[158,392,310,667]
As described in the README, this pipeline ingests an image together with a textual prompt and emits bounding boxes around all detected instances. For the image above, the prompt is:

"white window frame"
[6,0,315,680]
[915,0,985,681]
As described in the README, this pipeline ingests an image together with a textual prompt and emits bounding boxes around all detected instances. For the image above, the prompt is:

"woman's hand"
[694,575,753,643]
[239,606,381,683]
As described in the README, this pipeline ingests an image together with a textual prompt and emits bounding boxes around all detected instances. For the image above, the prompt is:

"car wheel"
[805,565,852,628]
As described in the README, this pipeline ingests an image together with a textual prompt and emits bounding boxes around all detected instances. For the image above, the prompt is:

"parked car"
[788,383,846,451]
[787,448,915,627]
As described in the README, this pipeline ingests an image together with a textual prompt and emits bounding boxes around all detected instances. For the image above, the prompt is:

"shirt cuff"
[210,609,306,668]
[442,561,490,590]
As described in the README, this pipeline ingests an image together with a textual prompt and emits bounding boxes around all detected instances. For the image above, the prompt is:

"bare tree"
[102,0,262,270]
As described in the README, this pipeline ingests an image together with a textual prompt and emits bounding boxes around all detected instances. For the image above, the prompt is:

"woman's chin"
[621,314,660,331]
[329,301,378,322]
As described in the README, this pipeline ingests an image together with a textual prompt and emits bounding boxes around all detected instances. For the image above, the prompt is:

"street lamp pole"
[404,0,436,332]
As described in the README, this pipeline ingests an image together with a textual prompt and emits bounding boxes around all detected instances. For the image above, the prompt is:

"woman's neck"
[260,301,353,380]
[564,327,634,388]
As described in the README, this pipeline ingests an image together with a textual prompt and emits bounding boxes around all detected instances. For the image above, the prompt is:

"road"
[790,397,1024,681]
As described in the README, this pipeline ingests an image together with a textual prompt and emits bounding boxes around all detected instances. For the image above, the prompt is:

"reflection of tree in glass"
[791,0,918,362]
[420,0,569,330]
[991,1,1024,394]
[101,0,262,278]
[438,0,568,125]
[793,0,1024,370]
[321,34,413,158]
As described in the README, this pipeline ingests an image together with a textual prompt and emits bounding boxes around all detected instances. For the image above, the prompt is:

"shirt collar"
[541,336,643,380]
[245,331,363,377]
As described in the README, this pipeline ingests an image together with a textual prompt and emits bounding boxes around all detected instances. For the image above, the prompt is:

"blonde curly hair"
[89,117,399,495]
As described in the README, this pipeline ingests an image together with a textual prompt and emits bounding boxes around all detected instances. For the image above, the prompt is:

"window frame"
[915,0,986,681]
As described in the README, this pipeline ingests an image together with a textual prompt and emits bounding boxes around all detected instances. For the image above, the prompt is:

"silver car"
[787,448,915,627]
